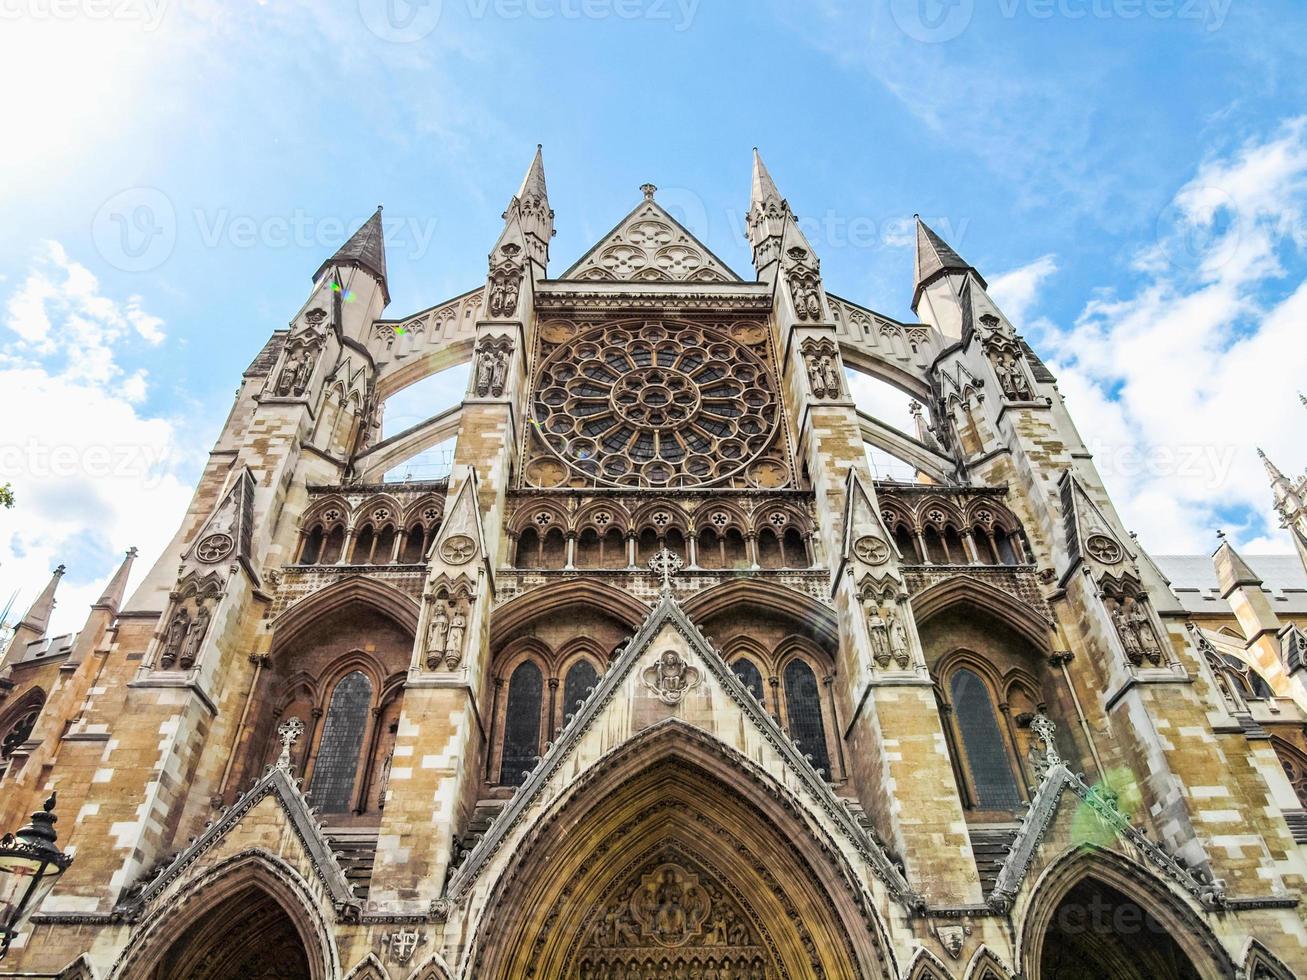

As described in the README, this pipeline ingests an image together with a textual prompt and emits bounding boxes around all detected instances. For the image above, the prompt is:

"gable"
[561,196,742,283]
[448,590,911,906]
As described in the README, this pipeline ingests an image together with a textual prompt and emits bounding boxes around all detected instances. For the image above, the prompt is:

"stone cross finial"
[1028,712,1060,782]
[641,183,657,202]
[648,548,683,594]
[276,717,305,771]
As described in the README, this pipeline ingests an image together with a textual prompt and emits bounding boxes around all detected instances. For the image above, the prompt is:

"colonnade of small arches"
[878,493,1031,567]
[509,499,815,571]
[294,493,445,567]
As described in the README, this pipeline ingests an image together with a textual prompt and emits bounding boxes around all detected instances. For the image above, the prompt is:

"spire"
[95,547,138,611]
[1213,532,1263,596]
[750,147,783,212]
[912,215,985,310]
[16,564,64,635]
[314,206,388,302]
[516,143,548,203]
[745,148,796,270]
[1259,447,1291,488]
[502,144,554,271]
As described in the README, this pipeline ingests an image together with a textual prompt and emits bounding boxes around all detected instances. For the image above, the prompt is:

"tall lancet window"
[562,661,599,725]
[501,661,543,786]
[308,671,372,813]
[949,668,1021,810]
[732,658,765,703]
[784,660,831,778]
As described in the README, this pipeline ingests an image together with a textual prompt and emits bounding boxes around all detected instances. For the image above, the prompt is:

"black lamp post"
[0,793,72,960]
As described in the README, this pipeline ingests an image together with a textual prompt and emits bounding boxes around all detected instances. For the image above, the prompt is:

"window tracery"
[525,319,791,490]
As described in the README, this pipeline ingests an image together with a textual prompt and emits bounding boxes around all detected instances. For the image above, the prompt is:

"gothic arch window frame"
[0,686,46,780]
[1271,736,1307,811]
[491,642,553,786]
[775,638,841,782]
[724,636,775,710]
[296,496,351,565]
[296,651,392,816]
[935,651,1028,814]
[556,643,605,732]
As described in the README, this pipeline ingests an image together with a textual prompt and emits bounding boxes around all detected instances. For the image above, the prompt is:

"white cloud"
[989,254,1059,329]
[0,244,193,637]
[1032,118,1307,555]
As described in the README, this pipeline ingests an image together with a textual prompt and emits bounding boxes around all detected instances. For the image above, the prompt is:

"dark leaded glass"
[732,659,765,703]
[563,661,600,723]
[501,661,543,786]
[784,660,831,778]
[308,671,372,813]
[950,668,1021,810]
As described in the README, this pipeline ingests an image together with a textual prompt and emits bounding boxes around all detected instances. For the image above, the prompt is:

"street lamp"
[0,793,72,960]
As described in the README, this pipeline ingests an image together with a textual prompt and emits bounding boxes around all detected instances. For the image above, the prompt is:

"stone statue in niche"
[1110,597,1164,667]
[179,602,211,670]
[807,354,827,398]
[820,354,842,396]
[994,352,1032,400]
[274,344,317,398]
[474,338,512,398]
[159,608,190,669]
[864,600,891,668]
[801,339,843,400]
[425,602,450,670]
[886,607,911,669]
[444,603,467,669]
[1130,601,1165,665]
[788,271,822,321]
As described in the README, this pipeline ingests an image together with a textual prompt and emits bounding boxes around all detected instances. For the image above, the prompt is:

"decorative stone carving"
[648,547,683,592]
[642,650,701,705]
[272,331,322,398]
[275,717,304,771]
[439,533,477,565]
[159,607,190,670]
[799,337,844,399]
[853,534,891,566]
[885,607,911,669]
[487,243,524,318]
[425,602,450,670]
[1106,592,1165,667]
[194,532,233,563]
[474,336,514,398]
[864,600,891,668]
[976,312,1033,401]
[564,196,734,283]
[786,250,823,321]
[576,851,776,979]
[158,572,222,670]
[928,919,972,959]
[444,603,468,670]
[380,928,428,965]
[1085,533,1123,564]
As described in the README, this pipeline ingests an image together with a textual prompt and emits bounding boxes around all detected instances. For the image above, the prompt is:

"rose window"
[531,321,780,488]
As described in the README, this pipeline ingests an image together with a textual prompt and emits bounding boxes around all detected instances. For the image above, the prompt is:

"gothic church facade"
[3,149,1307,979]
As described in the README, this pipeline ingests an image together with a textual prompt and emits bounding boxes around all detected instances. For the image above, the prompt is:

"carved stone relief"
[487,243,524,318]
[474,336,514,398]
[642,650,701,705]
[1106,592,1165,667]
[799,338,844,400]
[158,572,222,670]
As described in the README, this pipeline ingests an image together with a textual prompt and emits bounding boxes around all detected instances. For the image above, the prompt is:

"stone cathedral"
[5,149,1307,980]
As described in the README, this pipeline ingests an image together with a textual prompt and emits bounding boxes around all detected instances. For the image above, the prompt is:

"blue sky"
[3,0,1307,632]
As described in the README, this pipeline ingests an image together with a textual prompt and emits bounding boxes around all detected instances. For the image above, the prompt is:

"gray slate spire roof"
[913,215,985,307]
[314,206,388,299]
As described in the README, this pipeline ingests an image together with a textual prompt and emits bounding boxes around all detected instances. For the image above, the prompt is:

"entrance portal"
[150,884,312,980]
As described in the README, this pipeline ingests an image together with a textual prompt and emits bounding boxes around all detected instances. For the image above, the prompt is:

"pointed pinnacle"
[96,546,139,610]
[315,207,387,297]
[17,564,65,635]
[517,144,548,202]
[1259,447,1291,486]
[750,147,782,209]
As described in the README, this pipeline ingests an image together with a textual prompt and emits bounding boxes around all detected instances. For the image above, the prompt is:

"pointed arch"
[106,850,338,980]
[904,946,955,980]
[270,576,420,654]
[912,575,1054,652]
[55,954,98,980]
[1016,844,1237,980]
[462,719,896,980]
[403,952,453,980]
[341,952,388,979]
[1240,938,1296,980]
[683,579,839,648]
[964,945,1013,979]
[490,579,648,645]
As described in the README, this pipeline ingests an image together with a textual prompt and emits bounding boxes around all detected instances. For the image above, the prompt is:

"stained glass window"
[732,658,765,703]
[950,668,1021,810]
[563,661,599,723]
[501,661,543,786]
[308,671,372,813]
[784,660,831,778]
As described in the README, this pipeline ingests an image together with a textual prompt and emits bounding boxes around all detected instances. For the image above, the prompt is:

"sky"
[2,0,1306,634]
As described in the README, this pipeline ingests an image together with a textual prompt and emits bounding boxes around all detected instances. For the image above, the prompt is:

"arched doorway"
[1037,877,1201,979]
[1020,851,1236,980]
[467,724,892,979]
[149,884,311,980]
